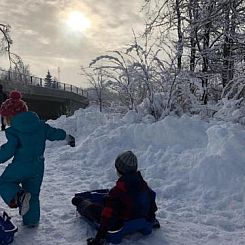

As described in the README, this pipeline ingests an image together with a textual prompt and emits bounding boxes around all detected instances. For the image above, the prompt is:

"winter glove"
[66,134,75,147]
[86,237,106,245]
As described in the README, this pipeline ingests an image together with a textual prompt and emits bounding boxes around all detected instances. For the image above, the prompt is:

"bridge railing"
[0,69,88,97]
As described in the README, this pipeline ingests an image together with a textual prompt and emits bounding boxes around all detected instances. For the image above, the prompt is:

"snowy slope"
[0,107,244,245]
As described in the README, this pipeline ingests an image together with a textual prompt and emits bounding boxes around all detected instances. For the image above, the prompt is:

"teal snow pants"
[0,156,44,225]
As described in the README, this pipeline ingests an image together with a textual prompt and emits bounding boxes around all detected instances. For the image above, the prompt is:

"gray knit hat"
[115,151,138,175]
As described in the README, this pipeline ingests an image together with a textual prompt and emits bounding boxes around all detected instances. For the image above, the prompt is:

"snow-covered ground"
[0,107,244,245]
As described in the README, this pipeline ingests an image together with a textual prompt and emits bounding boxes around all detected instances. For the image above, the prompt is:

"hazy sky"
[0,0,145,87]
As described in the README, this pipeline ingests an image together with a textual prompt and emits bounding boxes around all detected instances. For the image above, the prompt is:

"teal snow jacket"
[0,111,66,163]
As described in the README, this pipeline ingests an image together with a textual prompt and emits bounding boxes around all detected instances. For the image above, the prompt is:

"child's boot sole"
[19,192,31,216]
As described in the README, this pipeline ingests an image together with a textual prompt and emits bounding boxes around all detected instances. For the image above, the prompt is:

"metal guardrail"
[0,69,88,97]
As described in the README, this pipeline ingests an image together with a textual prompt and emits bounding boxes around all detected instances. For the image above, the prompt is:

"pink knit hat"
[0,91,28,117]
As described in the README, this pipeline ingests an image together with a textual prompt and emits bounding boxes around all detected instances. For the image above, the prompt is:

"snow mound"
[0,106,244,245]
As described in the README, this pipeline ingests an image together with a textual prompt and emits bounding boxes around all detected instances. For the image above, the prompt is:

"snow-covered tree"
[1,23,31,77]
[89,50,146,112]
[81,66,109,112]
[0,23,12,69]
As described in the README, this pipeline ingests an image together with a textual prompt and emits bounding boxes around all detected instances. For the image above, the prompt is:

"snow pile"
[0,107,244,245]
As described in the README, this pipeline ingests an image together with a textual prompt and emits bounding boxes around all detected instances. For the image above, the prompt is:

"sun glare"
[66,11,91,33]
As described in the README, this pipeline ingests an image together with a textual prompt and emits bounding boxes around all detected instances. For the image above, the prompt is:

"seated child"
[72,151,159,245]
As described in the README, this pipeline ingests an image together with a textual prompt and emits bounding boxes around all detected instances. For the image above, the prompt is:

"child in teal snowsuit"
[0,91,75,226]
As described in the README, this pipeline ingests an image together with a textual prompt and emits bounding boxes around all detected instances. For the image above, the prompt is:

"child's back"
[6,111,65,163]
[104,170,157,224]
[0,91,73,227]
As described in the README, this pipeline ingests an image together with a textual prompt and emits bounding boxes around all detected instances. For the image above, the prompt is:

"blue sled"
[106,218,156,244]
[74,189,160,244]
[0,212,18,245]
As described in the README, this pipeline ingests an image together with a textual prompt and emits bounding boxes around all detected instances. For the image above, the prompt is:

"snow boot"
[17,191,31,216]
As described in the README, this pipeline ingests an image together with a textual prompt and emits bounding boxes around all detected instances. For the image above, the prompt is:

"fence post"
[40,78,42,87]
[8,71,11,80]
[30,76,33,84]
[76,87,78,94]
[64,83,65,90]
[70,85,72,92]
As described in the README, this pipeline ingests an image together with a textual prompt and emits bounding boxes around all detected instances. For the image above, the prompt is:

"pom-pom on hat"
[0,90,28,117]
[9,91,22,100]
[115,151,138,175]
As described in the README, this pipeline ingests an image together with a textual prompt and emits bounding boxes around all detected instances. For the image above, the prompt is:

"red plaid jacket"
[96,171,157,239]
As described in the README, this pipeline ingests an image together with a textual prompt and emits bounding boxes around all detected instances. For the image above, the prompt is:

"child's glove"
[66,134,75,147]
[87,237,106,245]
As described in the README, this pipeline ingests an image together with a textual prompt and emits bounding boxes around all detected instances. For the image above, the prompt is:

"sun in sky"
[65,11,91,33]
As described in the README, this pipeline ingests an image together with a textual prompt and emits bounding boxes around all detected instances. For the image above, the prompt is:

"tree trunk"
[176,0,183,71]
[201,2,213,104]
[189,0,198,72]
[222,1,235,88]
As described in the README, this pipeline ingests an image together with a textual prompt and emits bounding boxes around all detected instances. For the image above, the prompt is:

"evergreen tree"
[44,70,53,87]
